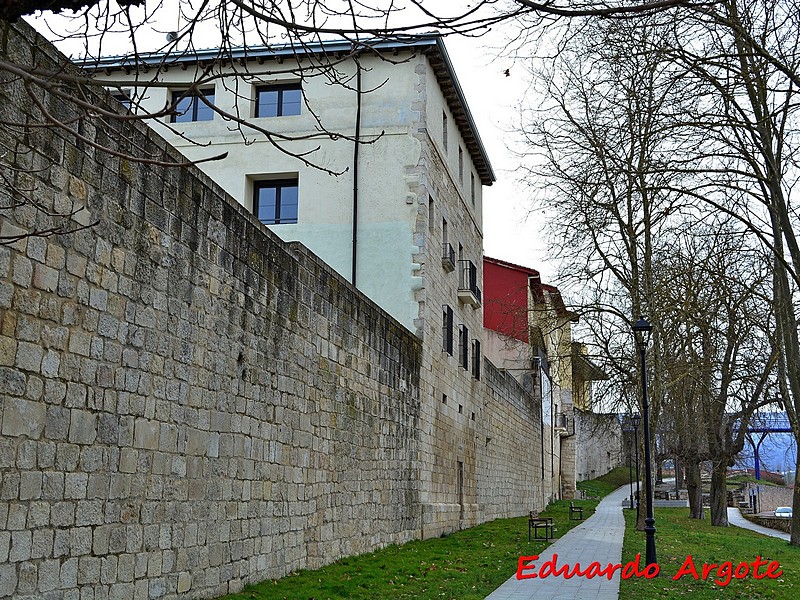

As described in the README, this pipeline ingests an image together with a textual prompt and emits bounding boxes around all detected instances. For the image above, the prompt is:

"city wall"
[0,20,542,599]
[574,409,623,483]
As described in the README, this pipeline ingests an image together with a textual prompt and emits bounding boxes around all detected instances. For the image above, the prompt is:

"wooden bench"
[569,501,584,520]
[528,511,554,540]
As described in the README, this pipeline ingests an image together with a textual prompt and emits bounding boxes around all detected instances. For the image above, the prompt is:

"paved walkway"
[485,486,629,600]
[727,507,791,541]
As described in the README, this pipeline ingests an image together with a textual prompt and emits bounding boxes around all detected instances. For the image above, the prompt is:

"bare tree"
[654,223,775,525]
[651,0,800,540]
[517,15,700,526]
[518,9,789,530]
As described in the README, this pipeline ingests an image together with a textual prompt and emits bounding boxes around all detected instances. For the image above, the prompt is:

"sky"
[30,6,556,281]
[445,33,554,280]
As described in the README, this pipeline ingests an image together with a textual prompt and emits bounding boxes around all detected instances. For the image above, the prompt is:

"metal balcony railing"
[457,259,481,307]
[442,242,455,272]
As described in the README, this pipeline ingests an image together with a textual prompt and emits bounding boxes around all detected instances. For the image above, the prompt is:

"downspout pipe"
[351,58,362,286]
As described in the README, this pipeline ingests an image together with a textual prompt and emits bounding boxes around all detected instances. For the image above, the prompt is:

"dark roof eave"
[574,354,608,382]
[426,38,495,186]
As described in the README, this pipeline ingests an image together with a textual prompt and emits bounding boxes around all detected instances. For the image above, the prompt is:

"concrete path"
[727,507,791,542]
[485,485,630,600]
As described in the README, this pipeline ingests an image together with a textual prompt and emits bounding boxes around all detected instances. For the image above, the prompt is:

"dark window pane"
[257,85,301,117]
[256,187,277,224]
[254,180,297,225]
[280,201,298,223]
[282,89,302,116]
[280,185,298,206]
[195,93,214,121]
[173,95,194,123]
[172,90,214,122]
[257,90,279,117]
[278,184,298,223]
[112,93,131,110]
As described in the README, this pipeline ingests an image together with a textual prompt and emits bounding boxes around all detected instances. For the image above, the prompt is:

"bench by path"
[485,485,629,600]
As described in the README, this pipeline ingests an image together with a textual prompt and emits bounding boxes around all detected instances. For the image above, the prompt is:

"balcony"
[555,412,574,435]
[442,242,455,272]
[458,259,482,307]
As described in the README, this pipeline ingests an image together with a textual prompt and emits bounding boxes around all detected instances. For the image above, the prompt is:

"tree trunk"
[791,446,800,545]
[709,460,729,526]
[686,459,704,519]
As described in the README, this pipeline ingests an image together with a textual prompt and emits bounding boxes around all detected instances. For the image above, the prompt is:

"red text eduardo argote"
[516,553,783,586]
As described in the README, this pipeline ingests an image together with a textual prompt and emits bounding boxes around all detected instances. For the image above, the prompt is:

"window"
[458,147,464,183]
[458,324,469,369]
[442,305,454,355]
[443,218,449,244]
[442,111,448,152]
[253,179,299,225]
[471,339,481,380]
[428,198,435,232]
[470,173,476,206]
[111,89,132,110]
[171,89,215,122]
[256,84,302,117]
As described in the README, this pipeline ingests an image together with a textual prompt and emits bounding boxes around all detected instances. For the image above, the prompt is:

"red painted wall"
[483,258,539,343]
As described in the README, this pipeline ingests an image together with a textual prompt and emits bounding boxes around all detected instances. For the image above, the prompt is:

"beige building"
[482,257,611,500]
[88,38,491,337]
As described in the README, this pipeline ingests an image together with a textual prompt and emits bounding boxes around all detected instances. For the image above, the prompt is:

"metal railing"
[458,259,481,304]
[442,242,455,271]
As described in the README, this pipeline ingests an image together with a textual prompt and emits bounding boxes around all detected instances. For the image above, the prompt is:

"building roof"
[80,36,496,186]
[484,256,578,321]
[483,256,540,277]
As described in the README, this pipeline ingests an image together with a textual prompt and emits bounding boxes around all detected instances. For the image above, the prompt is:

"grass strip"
[619,508,798,599]
[577,466,632,499]
[221,500,595,600]
[219,468,629,600]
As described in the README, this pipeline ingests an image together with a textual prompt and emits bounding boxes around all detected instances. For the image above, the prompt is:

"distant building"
[483,256,611,498]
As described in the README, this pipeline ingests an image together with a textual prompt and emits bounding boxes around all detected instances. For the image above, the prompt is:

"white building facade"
[90,38,492,337]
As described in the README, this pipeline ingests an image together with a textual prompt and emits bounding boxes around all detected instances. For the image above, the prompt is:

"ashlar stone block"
[0,563,17,597]
[68,410,97,445]
[2,397,46,438]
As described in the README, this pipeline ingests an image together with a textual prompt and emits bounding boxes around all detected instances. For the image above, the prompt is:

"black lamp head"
[632,315,653,347]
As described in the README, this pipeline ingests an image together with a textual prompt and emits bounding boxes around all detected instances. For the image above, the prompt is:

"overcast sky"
[445,33,552,279]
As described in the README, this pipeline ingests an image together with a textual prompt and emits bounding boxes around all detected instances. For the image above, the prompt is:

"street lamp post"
[631,413,641,517]
[626,437,634,509]
[633,315,657,567]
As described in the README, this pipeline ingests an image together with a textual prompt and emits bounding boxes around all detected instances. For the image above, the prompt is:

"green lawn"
[217,467,799,599]
[577,466,632,498]
[619,508,798,599]
[218,500,598,600]
[215,468,634,599]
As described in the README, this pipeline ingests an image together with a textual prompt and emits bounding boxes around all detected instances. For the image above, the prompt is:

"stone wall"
[0,19,545,600]
[574,409,623,482]
[410,62,490,536]
[0,20,424,599]
[476,362,542,521]
[742,482,794,514]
